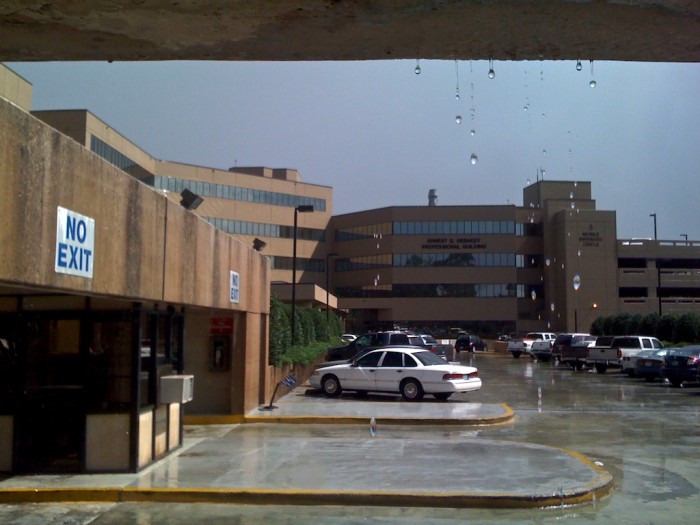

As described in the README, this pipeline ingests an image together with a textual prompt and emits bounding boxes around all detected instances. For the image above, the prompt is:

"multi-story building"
[21,67,700,340]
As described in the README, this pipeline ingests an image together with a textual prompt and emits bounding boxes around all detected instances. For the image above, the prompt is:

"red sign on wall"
[210,317,233,335]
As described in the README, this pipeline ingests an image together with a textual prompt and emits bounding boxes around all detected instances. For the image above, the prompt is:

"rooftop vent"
[428,189,438,206]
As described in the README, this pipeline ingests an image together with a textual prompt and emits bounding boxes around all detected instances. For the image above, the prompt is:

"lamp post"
[291,205,314,346]
[650,213,661,315]
[681,234,688,244]
[325,252,339,323]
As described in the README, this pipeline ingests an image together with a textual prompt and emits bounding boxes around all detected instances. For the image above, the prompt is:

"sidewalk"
[0,389,613,509]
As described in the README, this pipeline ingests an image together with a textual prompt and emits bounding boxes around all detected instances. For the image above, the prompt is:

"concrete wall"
[0,96,269,313]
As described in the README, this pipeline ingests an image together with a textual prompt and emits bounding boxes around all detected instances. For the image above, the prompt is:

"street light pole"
[649,213,657,240]
[325,252,339,323]
[291,205,314,346]
[681,234,688,244]
[650,213,661,315]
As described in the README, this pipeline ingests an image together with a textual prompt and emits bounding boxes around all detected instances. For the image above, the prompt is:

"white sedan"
[308,346,482,401]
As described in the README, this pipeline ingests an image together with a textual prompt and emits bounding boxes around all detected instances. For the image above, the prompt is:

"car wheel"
[400,378,424,401]
[595,364,607,374]
[322,375,342,397]
[434,392,452,401]
[574,362,584,371]
[512,351,521,359]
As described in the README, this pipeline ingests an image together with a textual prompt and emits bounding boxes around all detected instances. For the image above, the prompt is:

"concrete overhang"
[1,1,699,63]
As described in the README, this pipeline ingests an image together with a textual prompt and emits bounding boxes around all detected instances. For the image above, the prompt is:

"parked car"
[586,335,663,374]
[556,334,597,369]
[412,333,453,361]
[507,332,556,359]
[341,334,357,343]
[634,349,671,382]
[455,334,487,353]
[309,346,482,401]
[661,346,700,387]
[326,331,411,361]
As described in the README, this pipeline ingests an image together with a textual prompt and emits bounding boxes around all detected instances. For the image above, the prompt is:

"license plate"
[671,360,678,366]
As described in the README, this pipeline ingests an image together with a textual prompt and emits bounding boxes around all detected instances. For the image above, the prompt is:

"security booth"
[0,296,190,473]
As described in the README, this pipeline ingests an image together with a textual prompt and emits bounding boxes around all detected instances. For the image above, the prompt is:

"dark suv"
[326,331,411,361]
[455,334,486,353]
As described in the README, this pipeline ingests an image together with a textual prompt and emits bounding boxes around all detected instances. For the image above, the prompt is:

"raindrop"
[470,129,475,136]
[570,201,575,209]
[574,181,578,187]
[569,191,574,199]
[455,115,462,124]
[526,179,530,186]
[589,80,597,88]
[550,302,555,312]
[576,60,583,71]
[523,105,528,111]
[529,202,534,208]
[577,249,581,257]
[543,149,547,156]
[561,263,565,269]
[470,153,478,165]
[545,258,551,267]
[415,60,421,75]
[456,91,460,100]
[541,169,546,177]
[531,289,537,301]
[369,417,377,437]
[573,274,581,291]
[488,59,495,79]
[373,277,379,286]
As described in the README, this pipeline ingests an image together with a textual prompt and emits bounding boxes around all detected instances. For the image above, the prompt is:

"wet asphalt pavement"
[2,351,700,523]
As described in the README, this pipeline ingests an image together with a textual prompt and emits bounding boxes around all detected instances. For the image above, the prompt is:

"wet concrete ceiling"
[1,1,699,63]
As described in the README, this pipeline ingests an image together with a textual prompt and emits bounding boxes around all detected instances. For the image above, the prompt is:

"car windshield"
[421,335,437,344]
[672,347,700,357]
[413,351,448,366]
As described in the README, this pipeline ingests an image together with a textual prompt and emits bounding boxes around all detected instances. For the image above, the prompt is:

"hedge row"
[269,294,343,366]
[590,312,700,344]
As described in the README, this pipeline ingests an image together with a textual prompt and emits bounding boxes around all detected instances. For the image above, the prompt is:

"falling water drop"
[531,289,537,301]
[488,59,495,79]
[470,153,478,165]
[455,115,462,125]
[578,249,581,257]
[573,274,581,291]
[541,169,546,177]
[523,105,528,112]
[545,258,551,267]
[369,417,377,437]
[550,302,555,312]
[415,60,421,75]
[589,79,597,88]
[470,129,475,136]
[570,201,575,209]
[569,191,574,199]
[576,60,582,71]
[543,149,547,156]
[574,181,578,187]
[526,179,531,186]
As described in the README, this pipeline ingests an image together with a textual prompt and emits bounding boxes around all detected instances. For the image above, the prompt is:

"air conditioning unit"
[160,375,195,404]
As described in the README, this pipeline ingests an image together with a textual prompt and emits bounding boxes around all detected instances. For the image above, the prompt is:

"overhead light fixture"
[253,238,267,252]
[180,188,203,210]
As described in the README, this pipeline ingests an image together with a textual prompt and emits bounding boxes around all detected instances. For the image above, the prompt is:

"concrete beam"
[1,1,699,63]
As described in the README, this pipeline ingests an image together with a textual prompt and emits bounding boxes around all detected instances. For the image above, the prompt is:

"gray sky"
[7,60,700,240]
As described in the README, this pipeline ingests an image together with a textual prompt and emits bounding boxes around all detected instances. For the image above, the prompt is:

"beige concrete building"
[0,64,273,474]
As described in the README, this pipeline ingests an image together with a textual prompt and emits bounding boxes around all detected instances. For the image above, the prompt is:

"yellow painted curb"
[184,414,245,425]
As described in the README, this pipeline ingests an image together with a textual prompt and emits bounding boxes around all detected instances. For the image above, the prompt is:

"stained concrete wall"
[0,1,699,62]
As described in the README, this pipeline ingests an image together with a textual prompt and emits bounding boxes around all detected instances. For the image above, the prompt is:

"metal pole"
[325,252,338,323]
[291,208,298,346]
[650,213,657,240]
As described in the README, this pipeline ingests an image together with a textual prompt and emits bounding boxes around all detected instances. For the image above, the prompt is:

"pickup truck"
[585,335,663,374]
[507,332,556,359]
[558,334,597,369]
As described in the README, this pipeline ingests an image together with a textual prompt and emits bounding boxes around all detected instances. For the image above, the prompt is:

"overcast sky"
[7,60,700,240]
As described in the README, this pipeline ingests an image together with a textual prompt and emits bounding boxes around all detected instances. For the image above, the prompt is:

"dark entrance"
[1,300,184,474]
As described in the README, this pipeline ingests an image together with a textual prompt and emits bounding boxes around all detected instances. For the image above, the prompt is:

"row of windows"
[90,136,155,184]
[154,175,326,212]
[394,252,523,268]
[334,253,526,271]
[336,284,527,299]
[393,220,521,236]
[271,256,325,273]
[335,223,392,242]
[205,217,325,242]
[621,287,700,298]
